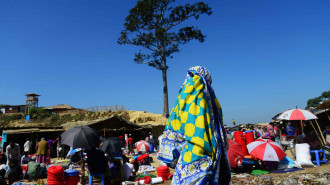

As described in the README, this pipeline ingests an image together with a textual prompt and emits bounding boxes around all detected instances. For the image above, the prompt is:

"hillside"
[0,110,167,128]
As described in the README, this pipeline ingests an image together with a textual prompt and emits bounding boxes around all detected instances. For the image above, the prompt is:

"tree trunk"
[162,63,169,117]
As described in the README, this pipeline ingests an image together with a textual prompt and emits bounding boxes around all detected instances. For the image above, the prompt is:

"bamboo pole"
[315,119,326,144]
[309,121,324,146]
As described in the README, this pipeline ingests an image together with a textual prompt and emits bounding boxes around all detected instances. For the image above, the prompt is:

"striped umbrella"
[247,139,286,161]
[278,108,317,120]
[135,140,150,152]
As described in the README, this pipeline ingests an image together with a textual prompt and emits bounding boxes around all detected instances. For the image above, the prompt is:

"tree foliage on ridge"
[306,90,330,109]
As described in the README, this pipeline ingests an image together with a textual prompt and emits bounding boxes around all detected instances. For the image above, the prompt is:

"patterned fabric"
[262,125,275,139]
[157,66,231,185]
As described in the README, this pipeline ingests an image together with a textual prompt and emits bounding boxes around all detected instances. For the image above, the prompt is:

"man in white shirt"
[6,141,21,165]
[21,152,31,165]
[24,139,31,153]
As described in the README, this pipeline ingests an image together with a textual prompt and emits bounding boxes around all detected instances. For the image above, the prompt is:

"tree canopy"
[118,0,212,116]
[306,90,330,109]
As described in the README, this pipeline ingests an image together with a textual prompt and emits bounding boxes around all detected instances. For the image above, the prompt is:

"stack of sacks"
[47,166,65,185]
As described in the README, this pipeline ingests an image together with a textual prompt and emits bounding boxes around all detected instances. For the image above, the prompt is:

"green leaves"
[306,90,330,109]
[118,0,212,71]
[321,91,330,100]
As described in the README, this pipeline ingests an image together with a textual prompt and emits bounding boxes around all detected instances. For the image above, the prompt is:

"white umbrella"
[278,108,317,120]
[247,139,286,161]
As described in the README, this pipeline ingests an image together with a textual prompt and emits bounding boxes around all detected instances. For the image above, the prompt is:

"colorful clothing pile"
[158,66,231,185]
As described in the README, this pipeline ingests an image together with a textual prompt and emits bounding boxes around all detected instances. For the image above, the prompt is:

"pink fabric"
[37,154,47,163]
[46,150,51,165]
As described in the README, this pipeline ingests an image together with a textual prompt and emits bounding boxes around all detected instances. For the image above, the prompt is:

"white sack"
[295,143,315,167]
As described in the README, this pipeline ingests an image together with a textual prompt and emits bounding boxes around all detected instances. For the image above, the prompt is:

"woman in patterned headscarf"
[157,66,231,185]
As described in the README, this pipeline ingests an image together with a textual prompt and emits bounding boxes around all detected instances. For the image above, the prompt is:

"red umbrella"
[278,108,318,134]
[247,139,286,162]
[278,108,318,120]
[135,140,150,152]
[227,139,244,168]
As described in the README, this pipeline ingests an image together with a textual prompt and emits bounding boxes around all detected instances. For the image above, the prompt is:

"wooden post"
[300,120,304,135]
[315,119,326,145]
[295,121,298,143]
[309,121,324,146]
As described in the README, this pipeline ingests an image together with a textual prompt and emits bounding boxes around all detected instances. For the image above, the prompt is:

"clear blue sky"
[1,0,329,126]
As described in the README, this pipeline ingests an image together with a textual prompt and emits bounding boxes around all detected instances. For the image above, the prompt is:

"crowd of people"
[0,138,54,184]
[0,132,156,185]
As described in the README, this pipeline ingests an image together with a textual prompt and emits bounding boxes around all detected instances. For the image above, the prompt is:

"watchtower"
[25,93,40,114]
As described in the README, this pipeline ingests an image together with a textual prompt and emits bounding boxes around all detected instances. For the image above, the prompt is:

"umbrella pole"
[81,150,85,185]
[309,121,324,146]
[315,119,326,145]
[295,122,298,143]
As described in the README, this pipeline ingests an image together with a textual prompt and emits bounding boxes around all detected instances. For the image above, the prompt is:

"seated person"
[304,127,321,150]
[21,152,31,165]
[7,159,23,184]
[70,152,82,166]
[122,155,135,181]
[286,123,295,139]
[39,163,47,179]
[110,158,123,185]
[323,126,330,145]
[26,156,41,180]
[86,148,108,175]
[0,163,9,179]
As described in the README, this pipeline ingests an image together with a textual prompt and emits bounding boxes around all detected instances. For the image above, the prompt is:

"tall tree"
[118,0,212,117]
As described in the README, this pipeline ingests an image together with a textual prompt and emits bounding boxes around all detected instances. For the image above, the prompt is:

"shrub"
[0,113,24,124]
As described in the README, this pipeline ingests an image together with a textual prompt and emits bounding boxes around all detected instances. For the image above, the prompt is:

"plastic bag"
[278,156,301,169]
[295,143,315,167]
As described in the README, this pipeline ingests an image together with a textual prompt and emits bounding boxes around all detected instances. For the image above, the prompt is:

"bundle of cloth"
[157,66,231,185]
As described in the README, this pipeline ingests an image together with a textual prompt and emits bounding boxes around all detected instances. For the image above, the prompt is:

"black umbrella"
[148,138,159,145]
[61,126,99,150]
[100,137,123,155]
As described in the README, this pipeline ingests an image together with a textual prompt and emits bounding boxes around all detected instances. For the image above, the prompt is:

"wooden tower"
[25,93,40,114]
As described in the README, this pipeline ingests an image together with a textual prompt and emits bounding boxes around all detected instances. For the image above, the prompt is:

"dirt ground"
[231,164,330,184]
[48,153,329,185]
